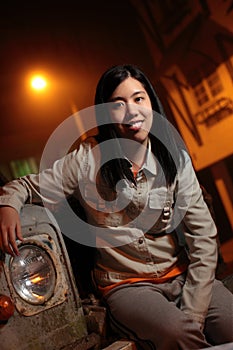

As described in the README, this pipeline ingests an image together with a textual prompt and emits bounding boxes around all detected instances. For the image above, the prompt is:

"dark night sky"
[0,1,156,161]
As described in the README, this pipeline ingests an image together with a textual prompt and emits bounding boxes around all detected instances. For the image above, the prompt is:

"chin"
[132,130,149,143]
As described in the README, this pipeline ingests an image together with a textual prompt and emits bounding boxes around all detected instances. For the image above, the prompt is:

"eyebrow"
[109,90,146,102]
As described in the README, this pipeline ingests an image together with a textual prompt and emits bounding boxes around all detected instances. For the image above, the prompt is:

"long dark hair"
[94,64,182,188]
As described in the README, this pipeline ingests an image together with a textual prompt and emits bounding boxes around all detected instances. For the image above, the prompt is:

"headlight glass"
[10,244,56,305]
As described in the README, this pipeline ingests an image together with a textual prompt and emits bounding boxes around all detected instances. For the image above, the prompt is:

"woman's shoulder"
[174,147,191,167]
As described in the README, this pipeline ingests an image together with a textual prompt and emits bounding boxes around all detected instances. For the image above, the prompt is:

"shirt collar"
[124,139,157,176]
[142,139,157,175]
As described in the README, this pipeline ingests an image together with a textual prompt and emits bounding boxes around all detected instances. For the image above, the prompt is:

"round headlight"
[10,244,56,305]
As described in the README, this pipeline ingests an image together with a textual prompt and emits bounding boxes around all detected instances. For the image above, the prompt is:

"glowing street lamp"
[30,75,47,92]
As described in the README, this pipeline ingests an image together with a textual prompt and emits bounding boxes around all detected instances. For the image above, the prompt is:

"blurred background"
[0,0,232,250]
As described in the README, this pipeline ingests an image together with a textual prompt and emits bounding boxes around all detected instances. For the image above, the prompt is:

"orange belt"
[98,263,187,296]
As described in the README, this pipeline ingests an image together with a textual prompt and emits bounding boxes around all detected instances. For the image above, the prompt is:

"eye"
[111,101,125,110]
[135,96,144,103]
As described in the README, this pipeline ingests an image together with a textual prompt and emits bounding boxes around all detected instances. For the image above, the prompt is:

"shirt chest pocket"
[83,183,122,226]
[149,188,167,209]
[84,183,106,210]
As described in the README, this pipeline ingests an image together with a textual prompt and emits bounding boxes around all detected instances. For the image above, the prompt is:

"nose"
[126,103,138,117]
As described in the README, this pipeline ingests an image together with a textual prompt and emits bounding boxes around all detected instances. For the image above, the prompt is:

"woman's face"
[108,77,153,146]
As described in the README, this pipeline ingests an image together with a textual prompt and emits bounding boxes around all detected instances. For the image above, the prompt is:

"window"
[207,72,223,97]
[193,71,223,106]
[194,83,209,106]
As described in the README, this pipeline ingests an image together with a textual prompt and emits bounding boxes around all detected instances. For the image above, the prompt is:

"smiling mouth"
[127,120,144,131]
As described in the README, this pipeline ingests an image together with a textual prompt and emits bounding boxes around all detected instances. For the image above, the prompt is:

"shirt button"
[138,238,144,244]
[146,258,151,262]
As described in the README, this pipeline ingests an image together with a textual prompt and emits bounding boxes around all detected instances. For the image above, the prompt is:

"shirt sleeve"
[0,142,88,213]
[174,152,218,325]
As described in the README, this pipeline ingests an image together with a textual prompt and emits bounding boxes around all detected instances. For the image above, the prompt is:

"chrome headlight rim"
[9,242,57,305]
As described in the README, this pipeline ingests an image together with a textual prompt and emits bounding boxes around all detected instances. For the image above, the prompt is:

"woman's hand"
[0,206,23,256]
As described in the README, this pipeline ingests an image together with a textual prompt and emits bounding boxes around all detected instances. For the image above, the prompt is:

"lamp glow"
[31,75,47,91]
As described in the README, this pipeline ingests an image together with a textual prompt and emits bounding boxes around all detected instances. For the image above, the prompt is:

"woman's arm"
[174,153,218,327]
[0,141,91,256]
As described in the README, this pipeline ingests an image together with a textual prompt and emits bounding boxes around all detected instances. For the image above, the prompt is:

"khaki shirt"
[0,137,217,325]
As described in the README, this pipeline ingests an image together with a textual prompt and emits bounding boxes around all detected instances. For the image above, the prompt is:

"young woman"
[0,65,232,349]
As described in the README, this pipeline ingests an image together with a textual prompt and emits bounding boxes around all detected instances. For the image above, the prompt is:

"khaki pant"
[104,276,233,350]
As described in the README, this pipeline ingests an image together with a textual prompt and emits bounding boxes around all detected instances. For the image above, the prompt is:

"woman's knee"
[205,279,233,344]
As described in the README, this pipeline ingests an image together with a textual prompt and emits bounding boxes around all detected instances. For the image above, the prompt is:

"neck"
[119,138,148,170]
